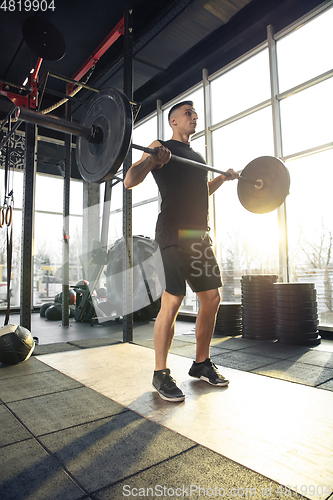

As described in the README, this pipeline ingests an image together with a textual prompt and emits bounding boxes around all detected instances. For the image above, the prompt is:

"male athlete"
[124,101,238,402]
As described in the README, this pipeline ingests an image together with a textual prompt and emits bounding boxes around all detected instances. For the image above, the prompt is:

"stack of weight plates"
[214,302,242,336]
[241,275,278,340]
[274,283,321,346]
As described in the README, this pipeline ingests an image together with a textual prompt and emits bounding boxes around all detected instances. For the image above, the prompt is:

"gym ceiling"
[0,0,327,178]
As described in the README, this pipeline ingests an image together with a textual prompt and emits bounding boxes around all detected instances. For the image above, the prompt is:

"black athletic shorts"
[158,233,223,296]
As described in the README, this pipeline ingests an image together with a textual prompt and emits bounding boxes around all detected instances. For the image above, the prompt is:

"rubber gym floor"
[0,312,332,500]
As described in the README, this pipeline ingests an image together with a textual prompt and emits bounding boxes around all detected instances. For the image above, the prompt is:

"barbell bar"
[17,107,258,185]
[15,87,290,214]
[131,143,262,186]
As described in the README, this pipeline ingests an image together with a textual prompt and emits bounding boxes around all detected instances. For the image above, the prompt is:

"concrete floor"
[1,312,333,500]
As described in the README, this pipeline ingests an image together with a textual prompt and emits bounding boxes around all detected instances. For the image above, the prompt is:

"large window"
[277,7,333,92]
[34,173,83,306]
[210,49,270,124]
[209,52,276,306]
[0,165,83,309]
[280,78,333,156]
[275,6,333,326]
[155,5,333,323]
[211,106,274,172]
[0,170,23,309]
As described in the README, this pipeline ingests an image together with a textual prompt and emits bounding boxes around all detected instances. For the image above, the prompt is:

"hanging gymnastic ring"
[0,208,4,228]
[5,206,13,227]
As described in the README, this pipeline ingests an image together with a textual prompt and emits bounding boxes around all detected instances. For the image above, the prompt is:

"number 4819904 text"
[0,0,55,11]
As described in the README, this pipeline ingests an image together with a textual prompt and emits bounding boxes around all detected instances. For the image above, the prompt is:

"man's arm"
[124,141,171,189]
[208,169,239,195]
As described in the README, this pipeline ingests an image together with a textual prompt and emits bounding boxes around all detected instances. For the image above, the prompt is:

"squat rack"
[0,8,135,342]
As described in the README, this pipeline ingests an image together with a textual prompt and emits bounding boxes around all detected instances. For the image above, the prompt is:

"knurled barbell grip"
[132,143,260,186]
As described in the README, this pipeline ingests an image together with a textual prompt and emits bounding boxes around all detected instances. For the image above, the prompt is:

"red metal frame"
[68,17,124,93]
[0,83,28,108]
[1,16,124,111]
[0,56,42,109]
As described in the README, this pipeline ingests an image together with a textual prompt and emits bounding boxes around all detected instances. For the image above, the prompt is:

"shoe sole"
[152,384,185,402]
[190,374,229,387]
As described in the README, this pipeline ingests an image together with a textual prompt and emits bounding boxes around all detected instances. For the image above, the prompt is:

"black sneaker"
[189,358,229,386]
[152,369,185,402]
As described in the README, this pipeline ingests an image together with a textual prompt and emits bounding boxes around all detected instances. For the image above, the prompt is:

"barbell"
[16,87,290,214]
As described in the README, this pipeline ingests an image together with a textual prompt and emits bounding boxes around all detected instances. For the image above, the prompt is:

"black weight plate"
[242,313,275,321]
[215,328,243,335]
[216,321,242,327]
[22,16,66,61]
[242,294,275,301]
[238,157,290,214]
[242,291,275,297]
[242,318,275,326]
[275,298,317,307]
[275,306,318,315]
[241,291,275,298]
[241,280,276,286]
[216,327,243,333]
[275,312,318,321]
[242,315,275,323]
[76,88,133,183]
[276,318,319,328]
[217,310,242,321]
[242,307,276,315]
[242,298,275,305]
[242,285,276,291]
[277,330,319,339]
[242,292,274,299]
[242,312,275,319]
[242,318,276,326]
[242,319,275,327]
[275,289,317,299]
[274,283,315,290]
[242,327,277,336]
[242,274,278,279]
[243,327,276,336]
[241,288,275,295]
[278,335,321,347]
[215,328,243,334]
[242,300,275,306]
[241,288,275,296]
[242,279,276,285]
[242,333,277,340]
[216,320,242,327]
[218,313,242,318]
[276,323,318,334]
[242,276,277,281]
[243,323,275,333]
[215,320,242,328]
[217,307,242,314]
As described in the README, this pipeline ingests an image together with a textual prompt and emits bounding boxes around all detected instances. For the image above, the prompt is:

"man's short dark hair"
[168,101,194,124]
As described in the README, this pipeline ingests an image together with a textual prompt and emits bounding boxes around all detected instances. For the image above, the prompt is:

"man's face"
[170,105,198,135]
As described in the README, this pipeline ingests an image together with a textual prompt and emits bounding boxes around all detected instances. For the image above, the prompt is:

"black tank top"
[152,140,209,247]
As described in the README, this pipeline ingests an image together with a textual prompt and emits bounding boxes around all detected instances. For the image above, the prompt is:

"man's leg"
[189,287,229,386]
[152,291,186,402]
[195,288,220,362]
[154,291,184,370]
